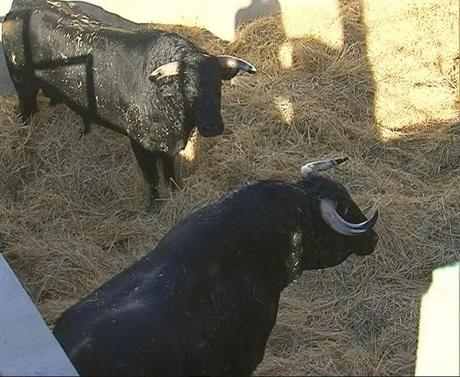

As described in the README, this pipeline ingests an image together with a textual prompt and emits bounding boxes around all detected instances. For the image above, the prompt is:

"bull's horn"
[319,199,378,236]
[149,61,180,81]
[217,55,256,74]
[300,157,348,178]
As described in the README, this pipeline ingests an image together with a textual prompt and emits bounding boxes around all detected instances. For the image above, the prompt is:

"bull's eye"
[159,81,178,97]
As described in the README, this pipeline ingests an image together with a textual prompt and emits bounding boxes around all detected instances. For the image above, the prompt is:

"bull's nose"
[372,232,379,247]
[355,231,379,256]
[198,125,224,137]
[364,232,379,255]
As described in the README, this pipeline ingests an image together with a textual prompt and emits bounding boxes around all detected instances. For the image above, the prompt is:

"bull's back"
[4,7,154,134]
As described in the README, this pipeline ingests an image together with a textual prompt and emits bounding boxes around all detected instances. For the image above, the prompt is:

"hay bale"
[0,0,458,375]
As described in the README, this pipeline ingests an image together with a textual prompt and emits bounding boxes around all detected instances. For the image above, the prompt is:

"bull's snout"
[370,232,379,250]
[198,124,224,137]
[355,231,379,256]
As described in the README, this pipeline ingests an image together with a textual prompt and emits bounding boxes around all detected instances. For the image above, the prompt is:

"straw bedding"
[0,0,458,374]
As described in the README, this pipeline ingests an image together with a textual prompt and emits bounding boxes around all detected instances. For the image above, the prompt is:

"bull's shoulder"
[224,180,305,203]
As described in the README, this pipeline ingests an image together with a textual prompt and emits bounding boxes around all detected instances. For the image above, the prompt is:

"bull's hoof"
[143,194,160,213]
[168,178,180,191]
[144,200,156,213]
[79,123,91,139]
[20,115,30,124]
[20,113,34,124]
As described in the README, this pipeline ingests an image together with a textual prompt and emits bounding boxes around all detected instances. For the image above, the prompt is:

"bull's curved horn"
[217,55,256,74]
[149,61,180,81]
[319,199,378,236]
[300,157,348,178]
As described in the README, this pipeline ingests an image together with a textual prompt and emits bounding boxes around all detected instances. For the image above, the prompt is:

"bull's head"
[296,157,379,270]
[149,54,255,138]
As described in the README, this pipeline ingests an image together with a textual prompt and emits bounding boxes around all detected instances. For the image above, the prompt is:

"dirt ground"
[0,0,458,375]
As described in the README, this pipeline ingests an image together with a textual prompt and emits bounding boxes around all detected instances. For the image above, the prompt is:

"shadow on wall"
[232,0,459,182]
[235,0,281,30]
[233,0,378,138]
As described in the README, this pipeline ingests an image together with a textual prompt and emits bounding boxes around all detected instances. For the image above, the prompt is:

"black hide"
[53,175,378,376]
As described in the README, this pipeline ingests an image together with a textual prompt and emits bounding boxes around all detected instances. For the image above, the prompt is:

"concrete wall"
[0,0,14,20]
[415,262,460,376]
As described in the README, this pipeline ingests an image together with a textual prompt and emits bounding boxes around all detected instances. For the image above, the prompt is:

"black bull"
[2,1,255,209]
[53,158,379,376]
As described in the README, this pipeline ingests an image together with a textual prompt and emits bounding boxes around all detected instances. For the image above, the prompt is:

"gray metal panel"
[0,253,79,376]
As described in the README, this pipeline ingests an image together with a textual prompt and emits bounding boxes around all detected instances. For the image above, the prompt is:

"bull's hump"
[38,2,103,32]
[100,25,136,34]
[37,6,151,43]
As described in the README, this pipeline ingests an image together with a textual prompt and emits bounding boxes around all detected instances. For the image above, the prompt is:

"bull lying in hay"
[2,0,256,209]
[53,157,379,376]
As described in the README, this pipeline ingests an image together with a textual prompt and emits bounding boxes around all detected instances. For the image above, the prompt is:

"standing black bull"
[53,157,379,376]
[2,0,256,209]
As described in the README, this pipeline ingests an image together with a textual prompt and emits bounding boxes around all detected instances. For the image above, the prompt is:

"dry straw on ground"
[0,0,459,375]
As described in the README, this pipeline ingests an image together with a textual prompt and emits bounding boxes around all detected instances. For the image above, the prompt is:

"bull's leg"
[79,119,91,139]
[42,88,61,107]
[129,139,159,211]
[12,75,38,121]
[159,153,178,191]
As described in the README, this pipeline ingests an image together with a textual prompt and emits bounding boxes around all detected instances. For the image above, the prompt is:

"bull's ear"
[217,55,256,80]
[149,61,180,81]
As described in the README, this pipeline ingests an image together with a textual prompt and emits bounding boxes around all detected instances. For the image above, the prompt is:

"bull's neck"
[233,182,310,292]
[149,32,202,68]
[146,36,199,139]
